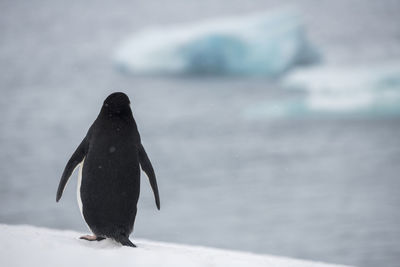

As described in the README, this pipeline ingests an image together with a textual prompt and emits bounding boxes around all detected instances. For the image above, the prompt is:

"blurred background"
[1,1,399,266]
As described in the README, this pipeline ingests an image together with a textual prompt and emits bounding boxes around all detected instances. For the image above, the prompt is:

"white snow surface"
[0,224,351,267]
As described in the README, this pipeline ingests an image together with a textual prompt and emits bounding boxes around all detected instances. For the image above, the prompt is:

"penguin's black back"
[80,93,141,239]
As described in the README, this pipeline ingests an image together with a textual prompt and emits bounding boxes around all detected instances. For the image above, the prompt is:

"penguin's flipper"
[56,137,89,202]
[138,143,160,210]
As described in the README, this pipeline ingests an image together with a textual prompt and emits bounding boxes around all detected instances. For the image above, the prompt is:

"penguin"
[56,92,160,247]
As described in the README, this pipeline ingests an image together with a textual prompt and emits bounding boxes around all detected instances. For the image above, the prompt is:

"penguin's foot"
[80,235,106,241]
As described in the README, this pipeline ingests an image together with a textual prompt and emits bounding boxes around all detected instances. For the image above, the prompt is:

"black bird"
[56,92,160,247]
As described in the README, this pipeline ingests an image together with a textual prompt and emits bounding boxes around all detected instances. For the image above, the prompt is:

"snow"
[114,8,318,76]
[0,224,351,267]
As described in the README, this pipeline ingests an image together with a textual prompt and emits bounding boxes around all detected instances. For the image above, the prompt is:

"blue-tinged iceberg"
[244,63,400,118]
[114,8,319,76]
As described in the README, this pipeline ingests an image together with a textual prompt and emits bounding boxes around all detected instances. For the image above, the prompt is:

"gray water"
[1,1,400,267]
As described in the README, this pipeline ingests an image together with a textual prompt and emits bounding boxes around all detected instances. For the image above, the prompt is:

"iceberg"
[114,8,319,76]
[244,63,400,119]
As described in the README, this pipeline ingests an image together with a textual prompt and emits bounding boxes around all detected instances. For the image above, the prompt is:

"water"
[1,1,400,267]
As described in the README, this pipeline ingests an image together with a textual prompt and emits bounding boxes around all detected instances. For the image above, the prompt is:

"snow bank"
[0,224,350,267]
[114,8,318,76]
[245,62,400,119]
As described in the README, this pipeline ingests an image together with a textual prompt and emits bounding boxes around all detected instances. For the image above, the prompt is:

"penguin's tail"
[114,235,136,247]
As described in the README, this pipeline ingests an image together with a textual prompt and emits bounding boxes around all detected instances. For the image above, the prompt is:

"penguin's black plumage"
[56,92,160,247]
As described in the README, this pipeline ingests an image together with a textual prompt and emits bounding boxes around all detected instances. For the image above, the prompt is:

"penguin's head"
[103,92,131,114]
[103,92,131,113]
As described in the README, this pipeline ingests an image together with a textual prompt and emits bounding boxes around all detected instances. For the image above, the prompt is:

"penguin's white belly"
[76,158,92,234]
[77,158,84,218]
[77,158,91,232]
